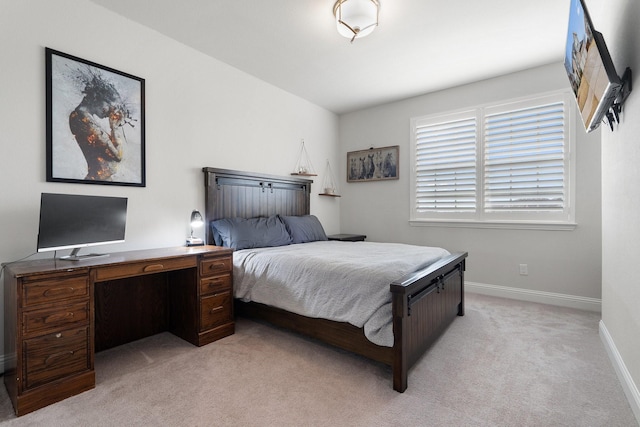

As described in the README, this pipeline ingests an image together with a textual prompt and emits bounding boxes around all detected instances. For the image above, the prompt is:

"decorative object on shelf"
[291,139,317,176]
[320,159,341,197]
[347,145,398,182]
[333,0,379,43]
[187,209,204,246]
[46,48,145,187]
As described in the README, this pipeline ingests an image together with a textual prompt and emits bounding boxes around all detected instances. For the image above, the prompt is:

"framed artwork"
[46,48,145,186]
[347,145,399,182]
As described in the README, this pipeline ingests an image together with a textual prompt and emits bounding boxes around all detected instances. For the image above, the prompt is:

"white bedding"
[233,241,450,347]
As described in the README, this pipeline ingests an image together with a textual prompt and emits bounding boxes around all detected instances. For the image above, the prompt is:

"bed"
[203,167,467,392]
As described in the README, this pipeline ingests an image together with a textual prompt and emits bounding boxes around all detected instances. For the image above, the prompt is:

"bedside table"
[327,234,367,242]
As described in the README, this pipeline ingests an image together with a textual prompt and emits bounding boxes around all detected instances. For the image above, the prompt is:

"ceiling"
[89,0,572,114]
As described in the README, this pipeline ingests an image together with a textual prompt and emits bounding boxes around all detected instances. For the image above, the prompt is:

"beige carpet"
[0,293,636,426]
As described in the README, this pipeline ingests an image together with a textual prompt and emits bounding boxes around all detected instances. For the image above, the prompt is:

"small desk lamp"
[186,209,204,246]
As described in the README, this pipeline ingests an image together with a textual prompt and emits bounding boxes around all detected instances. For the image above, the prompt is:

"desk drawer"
[24,326,90,389]
[23,302,90,336]
[200,291,232,331]
[200,275,231,296]
[94,256,197,281]
[200,257,232,277]
[23,275,89,307]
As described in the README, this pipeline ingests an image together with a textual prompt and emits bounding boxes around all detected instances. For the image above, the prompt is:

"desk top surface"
[4,245,232,278]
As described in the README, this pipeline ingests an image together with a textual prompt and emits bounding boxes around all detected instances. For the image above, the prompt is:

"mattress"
[233,241,450,347]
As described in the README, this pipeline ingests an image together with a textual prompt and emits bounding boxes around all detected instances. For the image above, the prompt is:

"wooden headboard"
[202,167,314,245]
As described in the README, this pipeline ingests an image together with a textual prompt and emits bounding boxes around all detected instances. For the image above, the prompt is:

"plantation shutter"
[483,100,566,213]
[414,115,477,213]
[411,91,573,227]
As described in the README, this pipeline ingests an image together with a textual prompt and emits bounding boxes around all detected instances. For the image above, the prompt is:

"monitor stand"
[59,247,109,261]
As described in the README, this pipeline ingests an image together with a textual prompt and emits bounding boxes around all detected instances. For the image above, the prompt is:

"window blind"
[415,116,477,212]
[483,101,566,212]
[410,91,573,227]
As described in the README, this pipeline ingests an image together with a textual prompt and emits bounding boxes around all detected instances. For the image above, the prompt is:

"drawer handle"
[43,287,76,297]
[45,312,75,324]
[208,263,226,271]
[45,350,75,366]
[143,264,165,272]
[209,306,223,314]
[212,290,230,297]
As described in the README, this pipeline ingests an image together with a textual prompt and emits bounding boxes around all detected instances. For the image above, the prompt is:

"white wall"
[338,63,603,306]
[597,0,640,421]
[0,0,339,356]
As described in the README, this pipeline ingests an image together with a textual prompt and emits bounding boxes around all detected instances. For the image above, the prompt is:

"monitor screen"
[564,0,621,132]
[37,193,127,258]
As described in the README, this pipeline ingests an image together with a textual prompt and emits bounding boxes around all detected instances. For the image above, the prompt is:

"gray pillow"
[280,215,328,244]
[211,216,292,250]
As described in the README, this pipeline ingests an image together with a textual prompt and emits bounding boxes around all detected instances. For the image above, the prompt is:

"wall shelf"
[320,159,339,197]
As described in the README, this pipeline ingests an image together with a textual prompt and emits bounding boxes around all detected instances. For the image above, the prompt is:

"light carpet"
[0,293,636,426]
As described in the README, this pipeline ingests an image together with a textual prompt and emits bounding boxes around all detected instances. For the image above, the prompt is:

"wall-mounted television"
[37,193,127,260]
[564,0,622,132]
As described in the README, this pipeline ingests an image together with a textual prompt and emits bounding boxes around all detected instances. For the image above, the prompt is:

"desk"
[3,246,233,416]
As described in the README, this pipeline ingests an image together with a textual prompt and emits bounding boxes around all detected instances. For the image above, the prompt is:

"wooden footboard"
[391,252,467,392]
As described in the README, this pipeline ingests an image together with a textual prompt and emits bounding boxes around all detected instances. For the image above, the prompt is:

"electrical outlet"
[519,264,528,276]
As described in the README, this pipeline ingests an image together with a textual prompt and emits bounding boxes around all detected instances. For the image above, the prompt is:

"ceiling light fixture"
[333,0,379,43]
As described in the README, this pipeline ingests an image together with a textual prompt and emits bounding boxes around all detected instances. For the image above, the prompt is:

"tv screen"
[564,0,621,132]
[37,193,127,260]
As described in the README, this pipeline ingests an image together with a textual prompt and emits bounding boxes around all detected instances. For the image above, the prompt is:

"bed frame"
[203,167,467,392]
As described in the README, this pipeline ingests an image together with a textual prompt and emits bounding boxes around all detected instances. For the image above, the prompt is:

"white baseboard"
[465,281,602,312]
[599,320,640,424]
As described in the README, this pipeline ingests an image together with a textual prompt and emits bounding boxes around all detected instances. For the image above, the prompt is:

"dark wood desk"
[3,246,233,416]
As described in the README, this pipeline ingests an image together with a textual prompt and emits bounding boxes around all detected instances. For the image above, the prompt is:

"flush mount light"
[333,0,379,43]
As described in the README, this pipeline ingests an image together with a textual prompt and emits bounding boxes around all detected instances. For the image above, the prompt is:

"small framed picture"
[347,145,399,182]
[46,48,145,187]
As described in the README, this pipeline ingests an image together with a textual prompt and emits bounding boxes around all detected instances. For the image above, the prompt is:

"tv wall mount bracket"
[605,67,633,131]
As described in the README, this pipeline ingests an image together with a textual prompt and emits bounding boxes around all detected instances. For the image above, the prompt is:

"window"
[410,92,575,229]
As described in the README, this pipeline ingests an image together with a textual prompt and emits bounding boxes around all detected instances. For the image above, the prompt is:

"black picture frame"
[347,145,399,182]
[46,48,146,187]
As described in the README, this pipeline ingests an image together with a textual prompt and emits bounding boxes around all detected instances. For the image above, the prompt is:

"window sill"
[409,219,577,231]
